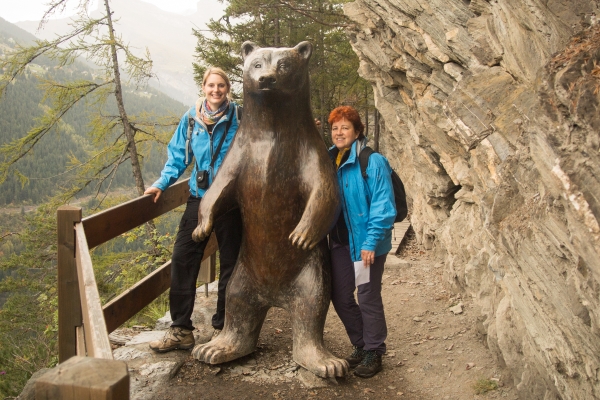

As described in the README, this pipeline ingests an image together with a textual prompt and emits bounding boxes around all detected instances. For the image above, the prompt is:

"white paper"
[354,260,370,286]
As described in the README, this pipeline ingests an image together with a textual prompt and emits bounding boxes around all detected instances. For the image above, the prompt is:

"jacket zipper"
[339,167,357,260]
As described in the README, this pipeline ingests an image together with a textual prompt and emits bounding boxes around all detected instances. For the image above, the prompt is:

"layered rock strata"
[343,0,600,398]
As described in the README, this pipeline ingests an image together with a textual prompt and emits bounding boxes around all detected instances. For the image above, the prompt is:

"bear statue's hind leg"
[288,249,349,378]
[193,261,268,364]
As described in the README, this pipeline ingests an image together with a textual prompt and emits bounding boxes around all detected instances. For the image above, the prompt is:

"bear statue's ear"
[294,41,313,60]
[241,41,260,61]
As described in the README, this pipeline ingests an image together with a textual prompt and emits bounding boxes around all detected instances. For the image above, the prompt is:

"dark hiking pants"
[169,196,242,331]
[330,239,387,354]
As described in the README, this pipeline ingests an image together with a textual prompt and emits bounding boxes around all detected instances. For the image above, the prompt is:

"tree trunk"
[104,0,156,240]
[104,0,145,198]
[274,6,280,47]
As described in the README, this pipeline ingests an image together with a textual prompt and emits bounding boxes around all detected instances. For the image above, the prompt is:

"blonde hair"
[202,67,232,99]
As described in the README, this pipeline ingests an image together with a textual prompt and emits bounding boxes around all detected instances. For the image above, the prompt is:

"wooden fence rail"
[51,178,217,399]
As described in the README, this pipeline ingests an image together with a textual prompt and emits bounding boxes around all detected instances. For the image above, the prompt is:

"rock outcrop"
[343,0,600,398]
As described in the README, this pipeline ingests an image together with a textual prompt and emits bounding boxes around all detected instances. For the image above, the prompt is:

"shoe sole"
[150,343,194,353]
[353,366,382,378]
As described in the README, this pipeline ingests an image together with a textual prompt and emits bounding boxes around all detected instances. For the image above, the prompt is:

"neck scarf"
[200,98,230,127]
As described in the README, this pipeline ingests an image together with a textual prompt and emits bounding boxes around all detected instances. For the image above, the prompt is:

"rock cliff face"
[343,1,600,398]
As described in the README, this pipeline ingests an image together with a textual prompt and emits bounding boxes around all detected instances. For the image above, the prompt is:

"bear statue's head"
[241,41,312,98]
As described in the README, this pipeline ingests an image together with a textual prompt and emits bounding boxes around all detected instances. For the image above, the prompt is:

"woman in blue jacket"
[145,67,242,352]
[328,106,396,378]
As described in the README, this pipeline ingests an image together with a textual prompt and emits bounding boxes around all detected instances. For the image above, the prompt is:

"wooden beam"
[82,178,190,249]
[57,206,83,363]
[102,233,218,333]
[76,326,86,357]
[74,223,113,360]
[35,356,129,400]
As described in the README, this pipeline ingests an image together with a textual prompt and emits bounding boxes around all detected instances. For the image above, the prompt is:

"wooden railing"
[43,179,217,399]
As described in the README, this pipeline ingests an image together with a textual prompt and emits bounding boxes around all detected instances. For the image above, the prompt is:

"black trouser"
[169,196,242,331]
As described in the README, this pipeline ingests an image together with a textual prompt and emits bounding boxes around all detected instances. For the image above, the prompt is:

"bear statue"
[190,41,347,378]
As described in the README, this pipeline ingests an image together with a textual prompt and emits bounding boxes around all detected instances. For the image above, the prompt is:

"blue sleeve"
[361,154,396,251]
[151,112,191,191]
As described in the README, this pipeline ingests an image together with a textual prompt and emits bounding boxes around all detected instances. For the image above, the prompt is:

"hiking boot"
[211,329,222,340]
[346,346,366,368]
[354,350,382,378]
[149,327,194,353]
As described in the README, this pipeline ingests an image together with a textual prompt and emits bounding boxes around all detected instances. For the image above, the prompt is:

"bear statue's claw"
[192,336,255,365]
[192,222,212,242]
[296,354,349,378]
[289,229,317,251]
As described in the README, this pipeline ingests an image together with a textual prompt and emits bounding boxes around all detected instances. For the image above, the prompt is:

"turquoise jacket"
[329,140,396,262]
[152,102,240,197]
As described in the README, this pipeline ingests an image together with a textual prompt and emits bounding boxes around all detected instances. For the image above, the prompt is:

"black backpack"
[358,146,408,222]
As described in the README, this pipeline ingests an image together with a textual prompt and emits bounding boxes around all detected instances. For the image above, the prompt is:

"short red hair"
[328,106,365,139]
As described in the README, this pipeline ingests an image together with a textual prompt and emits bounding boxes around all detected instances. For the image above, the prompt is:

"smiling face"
[331,118,360,150]
[203,73,229,110]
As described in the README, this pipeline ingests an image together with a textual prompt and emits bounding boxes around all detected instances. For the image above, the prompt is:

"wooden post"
[35,356,129,399]
[198,254,217,298]
[57,206,83,363]
[198,234,218,291]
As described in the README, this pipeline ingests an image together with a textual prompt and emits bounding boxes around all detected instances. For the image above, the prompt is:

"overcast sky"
[1,0,203,23]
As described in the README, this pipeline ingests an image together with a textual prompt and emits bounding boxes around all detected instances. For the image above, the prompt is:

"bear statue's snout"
[258,75,277,90]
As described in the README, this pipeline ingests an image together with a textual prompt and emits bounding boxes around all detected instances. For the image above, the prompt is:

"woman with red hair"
[328,105,396,378]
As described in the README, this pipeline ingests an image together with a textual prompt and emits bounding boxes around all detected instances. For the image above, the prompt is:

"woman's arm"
[361,153,397,252]
[151,112,192,191]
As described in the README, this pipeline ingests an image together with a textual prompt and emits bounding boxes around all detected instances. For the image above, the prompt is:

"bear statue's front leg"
[289,162,339,250]
[192,259,269,364]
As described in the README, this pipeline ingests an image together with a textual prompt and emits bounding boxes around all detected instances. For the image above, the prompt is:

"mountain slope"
[0,18,187,205]
[15,0,225,104]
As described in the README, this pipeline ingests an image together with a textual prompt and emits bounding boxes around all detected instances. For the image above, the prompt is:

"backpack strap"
[209,105,235,169]
[358,146,375,179]
[185,106,195,165]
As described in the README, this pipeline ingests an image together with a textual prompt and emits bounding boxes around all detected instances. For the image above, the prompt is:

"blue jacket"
[151,101,240,197]
[330,140,396,262]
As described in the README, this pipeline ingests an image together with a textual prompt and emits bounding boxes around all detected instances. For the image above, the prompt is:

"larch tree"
[0,0,175,204]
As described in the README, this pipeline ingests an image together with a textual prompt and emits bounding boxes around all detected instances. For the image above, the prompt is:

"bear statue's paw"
[191,220,212,243]
[191,336,254,364]
[294,350,349,378]
[289,224,319,251]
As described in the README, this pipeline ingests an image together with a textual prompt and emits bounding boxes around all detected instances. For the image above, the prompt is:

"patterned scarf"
[200,98,230,127]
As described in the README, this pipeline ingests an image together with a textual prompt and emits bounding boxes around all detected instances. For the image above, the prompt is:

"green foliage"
[0,201,59,398]
[473,378,499,395]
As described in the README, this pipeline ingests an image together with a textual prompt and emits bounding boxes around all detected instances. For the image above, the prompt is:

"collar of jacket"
[328,138,367,168]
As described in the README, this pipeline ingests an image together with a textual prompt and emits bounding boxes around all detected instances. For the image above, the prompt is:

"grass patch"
[473,378,498,395]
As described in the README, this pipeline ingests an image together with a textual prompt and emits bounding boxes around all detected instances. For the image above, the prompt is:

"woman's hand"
[361,249,375,268]
[144,187,163,203]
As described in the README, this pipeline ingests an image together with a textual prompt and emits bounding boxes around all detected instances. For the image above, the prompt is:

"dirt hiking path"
[128,233,518,400]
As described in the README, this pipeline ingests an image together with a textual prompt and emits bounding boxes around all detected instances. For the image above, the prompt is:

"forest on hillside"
[0,57,186,206]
